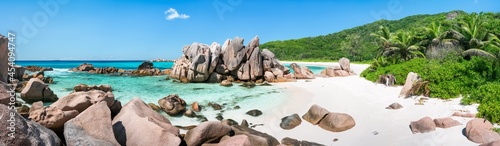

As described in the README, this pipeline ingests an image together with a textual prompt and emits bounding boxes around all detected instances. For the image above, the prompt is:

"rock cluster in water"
[70,61,169,76]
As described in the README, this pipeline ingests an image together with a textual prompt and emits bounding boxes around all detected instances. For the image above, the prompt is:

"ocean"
[16,60,326,126]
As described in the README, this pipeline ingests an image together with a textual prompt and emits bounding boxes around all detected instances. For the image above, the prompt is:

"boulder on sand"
[112,97,181,146]
[385,102,403,110]
[433,117,461,128]
[399,72,419,98]
[465,118,500,144]
[20,78,58,103]
[302,104,330,125]
[409,117,436,134]
[339,57,352,73]
[280,114,302,130]
[317,112,356,132]
[290,63,315,79]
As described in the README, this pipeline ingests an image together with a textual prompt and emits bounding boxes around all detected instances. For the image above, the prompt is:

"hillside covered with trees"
[261,10,500,62]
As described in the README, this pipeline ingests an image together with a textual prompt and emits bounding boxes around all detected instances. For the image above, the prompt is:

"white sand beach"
[247,62,479,146]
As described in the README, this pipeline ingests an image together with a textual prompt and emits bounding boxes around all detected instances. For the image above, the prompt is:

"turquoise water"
[17,60,173,70]
[16,61,325,125]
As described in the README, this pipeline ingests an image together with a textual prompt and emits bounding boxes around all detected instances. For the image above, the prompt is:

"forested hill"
[260,10,468,61]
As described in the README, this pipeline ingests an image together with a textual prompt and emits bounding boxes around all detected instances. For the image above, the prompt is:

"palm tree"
[453,13,498,60]
[424,22,463,59]
[370,26,394,56]
[383,31,425,61]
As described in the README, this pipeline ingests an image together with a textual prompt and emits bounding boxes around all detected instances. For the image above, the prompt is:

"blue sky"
[1,0,499,60]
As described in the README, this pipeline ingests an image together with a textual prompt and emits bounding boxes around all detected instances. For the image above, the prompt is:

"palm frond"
[462,48,497,60]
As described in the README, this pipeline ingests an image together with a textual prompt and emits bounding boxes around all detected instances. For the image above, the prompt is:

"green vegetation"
[361,57,495,99]
[359,11,500,123]
[262,11,500,62]
[263,10,500,123]
[495,128,500,134]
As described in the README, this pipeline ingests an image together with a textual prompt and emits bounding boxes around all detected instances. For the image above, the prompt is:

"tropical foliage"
[262,11,500,62]
[360,11,500,123]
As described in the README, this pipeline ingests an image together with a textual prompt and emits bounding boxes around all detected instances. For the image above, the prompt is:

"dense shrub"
[361,58,429,85]
[468,83,500,123]
[362,57,500,123]
[361,57,495,99]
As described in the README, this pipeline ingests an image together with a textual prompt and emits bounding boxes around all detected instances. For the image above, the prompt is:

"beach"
[242,62,480,146]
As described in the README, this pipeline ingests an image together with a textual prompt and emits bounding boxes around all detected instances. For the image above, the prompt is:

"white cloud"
[165,8,190,20]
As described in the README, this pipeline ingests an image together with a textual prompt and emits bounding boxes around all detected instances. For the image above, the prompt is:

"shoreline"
[254,64,480,145]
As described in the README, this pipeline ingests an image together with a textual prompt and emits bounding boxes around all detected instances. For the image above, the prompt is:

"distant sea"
[16,60,325,125]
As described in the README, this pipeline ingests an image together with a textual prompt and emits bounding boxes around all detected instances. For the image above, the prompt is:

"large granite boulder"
[261,49,287,72]
[64,101,120,146]
[170,56,190,81]
[224,37,246,72]
[399,72,419,98]
[238,36,263,81]
[112,97,181,146]
[465,118,500,144]
[171,36,290,83]
[29,107,79,133]
[20,78,58,103]
[264,71,276,82]
[188,53,211,82]
[0,81,12,106]
[302,104,330,125]
[72,63,95,72]
[49,90,117,113]
[158,94,187,116]
[13,66,26,81]
[184,121,232,146]
[137,61,154,70]
[480,139,500,146]
[0,104,62,146]
[339,57,352,73]
[318,112,356,132]
[409,117,436,134]
[231,125,280,146]
[0,35,9,83]
[29,101,44,113]
[290,63,315,79]
[209,42,222,73]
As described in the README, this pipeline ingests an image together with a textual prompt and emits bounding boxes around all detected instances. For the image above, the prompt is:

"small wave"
[52,68,70,72]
